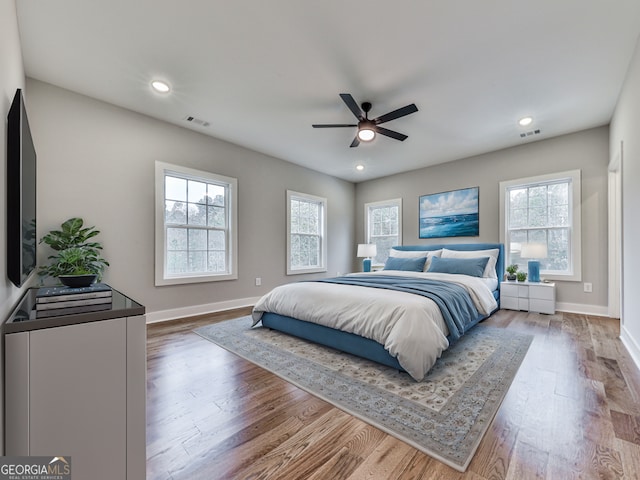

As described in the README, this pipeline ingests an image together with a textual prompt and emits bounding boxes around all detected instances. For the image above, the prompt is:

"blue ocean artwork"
[419,187,479,239]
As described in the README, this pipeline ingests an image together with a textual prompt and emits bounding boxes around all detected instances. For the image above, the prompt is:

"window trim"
[155,161,238,286]
[499,169,581,282]
[365,198,403,266]
[286,190,327,275]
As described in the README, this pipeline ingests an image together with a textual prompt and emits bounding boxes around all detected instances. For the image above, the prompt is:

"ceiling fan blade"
[374,126,408,141]
[312,124,357,128]
[350,135,360,148]
[373,103,418,124]
[339,93,365,120]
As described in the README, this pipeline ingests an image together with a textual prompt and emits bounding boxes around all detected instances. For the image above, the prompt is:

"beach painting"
[419,187,479,239]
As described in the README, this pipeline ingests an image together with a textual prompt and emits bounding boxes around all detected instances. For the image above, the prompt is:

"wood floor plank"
[467,413,518,479]
[615,437,640,479]
[610,410,640,445]
[546,439,624,480]
[230,411,362,479]
[306,424,389,480]
[146,310,640,479]
[347,437,428,480]
[504,440,548,480]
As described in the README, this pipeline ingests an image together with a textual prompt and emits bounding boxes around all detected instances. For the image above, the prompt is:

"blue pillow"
[427,256,490,277]
[383,256,428,272]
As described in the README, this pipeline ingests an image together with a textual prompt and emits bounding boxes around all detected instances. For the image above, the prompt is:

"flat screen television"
[7,88,37,287]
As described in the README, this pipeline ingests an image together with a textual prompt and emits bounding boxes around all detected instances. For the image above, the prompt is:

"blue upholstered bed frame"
[261,243,504,372]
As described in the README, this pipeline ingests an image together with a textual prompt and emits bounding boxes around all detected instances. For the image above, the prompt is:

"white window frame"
[365,198,402,266]
[155,161,238,286]
[286,190,327,275]
[500,169,581,281]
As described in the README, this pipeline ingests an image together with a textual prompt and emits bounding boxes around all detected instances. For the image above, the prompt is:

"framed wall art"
[419,186,479,239]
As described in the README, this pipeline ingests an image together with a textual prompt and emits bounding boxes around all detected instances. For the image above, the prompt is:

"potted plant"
[516,271,527,282]
[39,217,109,287]
[506,264,519,281]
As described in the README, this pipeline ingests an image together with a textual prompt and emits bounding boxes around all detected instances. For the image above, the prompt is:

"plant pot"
[506,274,517,281]
[58,274,97,288]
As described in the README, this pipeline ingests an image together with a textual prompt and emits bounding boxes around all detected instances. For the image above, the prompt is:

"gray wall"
[355,127,610,309]
[611,33,640,360]
[26,79,355,317]
[0,1,30,316]
[1,0,30,455]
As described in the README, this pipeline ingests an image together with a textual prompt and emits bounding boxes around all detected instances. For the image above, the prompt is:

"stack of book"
[35,283,113,319]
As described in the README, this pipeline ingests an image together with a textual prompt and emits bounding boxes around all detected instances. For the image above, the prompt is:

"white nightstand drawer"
[530,298,555,314]
[518,286,529,298]
[518,298,530,311]
[501,296,519,310]
[501,283,518,297]
[530,284,554,300]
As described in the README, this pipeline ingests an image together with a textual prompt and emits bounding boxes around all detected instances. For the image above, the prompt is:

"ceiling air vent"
[520,129,541,139]
[184,116,210,128]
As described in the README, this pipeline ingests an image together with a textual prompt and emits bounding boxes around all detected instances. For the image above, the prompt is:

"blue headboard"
[392,243,505,289]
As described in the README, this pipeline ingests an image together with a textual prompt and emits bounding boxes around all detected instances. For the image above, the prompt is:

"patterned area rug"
[194,316,532,472]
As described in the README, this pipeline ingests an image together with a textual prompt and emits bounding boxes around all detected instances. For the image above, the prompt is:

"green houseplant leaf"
[40,217,103,252]
[506,264,519,275]
[39,217,109,282]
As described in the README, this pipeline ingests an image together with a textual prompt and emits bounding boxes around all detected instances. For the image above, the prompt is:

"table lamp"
[357,244,377,272]
[520,243,547,283]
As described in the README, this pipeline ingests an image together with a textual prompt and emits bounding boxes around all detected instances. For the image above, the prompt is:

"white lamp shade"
[521,243,547,259]
[357,243,377,258]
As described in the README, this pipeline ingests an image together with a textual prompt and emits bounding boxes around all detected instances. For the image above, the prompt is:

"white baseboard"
[555,301,610,317]
[620,326,640,372]
[145,298,613,325]
[145,296,261,324]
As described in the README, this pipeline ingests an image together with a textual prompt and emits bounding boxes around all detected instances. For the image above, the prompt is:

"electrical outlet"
[584,282,592,293]
[255,277,261,286]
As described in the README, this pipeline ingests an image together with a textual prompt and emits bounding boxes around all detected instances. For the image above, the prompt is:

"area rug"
[194,316,532,472]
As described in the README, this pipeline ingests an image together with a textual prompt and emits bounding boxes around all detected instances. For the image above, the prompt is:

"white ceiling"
[16,0,640,182]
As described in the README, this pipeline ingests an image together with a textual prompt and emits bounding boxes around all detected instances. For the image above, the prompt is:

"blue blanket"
[314,275,480,341]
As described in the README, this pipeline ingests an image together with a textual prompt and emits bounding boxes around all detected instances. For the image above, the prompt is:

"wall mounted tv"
[7,88,37,287]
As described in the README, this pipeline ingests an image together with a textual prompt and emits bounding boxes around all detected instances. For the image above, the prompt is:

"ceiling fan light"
[358,128,375,142]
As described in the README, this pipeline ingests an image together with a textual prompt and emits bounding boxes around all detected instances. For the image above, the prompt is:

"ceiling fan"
[312,93,418,147]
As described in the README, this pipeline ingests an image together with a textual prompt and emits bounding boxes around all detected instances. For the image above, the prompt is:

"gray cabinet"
[4,288,146,480]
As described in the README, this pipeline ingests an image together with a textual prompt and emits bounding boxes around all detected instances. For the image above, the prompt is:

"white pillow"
[441,248,499,280]
[389,249,442,271]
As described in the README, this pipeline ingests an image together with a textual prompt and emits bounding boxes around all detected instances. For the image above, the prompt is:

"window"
[500,170,581,281]
[155,161,237,285]
[365,198,402,266]
[287,190,327,275]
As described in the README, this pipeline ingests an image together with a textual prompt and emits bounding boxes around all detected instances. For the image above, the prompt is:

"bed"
[252,242,504,381]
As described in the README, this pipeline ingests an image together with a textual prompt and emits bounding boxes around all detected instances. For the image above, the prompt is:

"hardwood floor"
[146,309,640,479]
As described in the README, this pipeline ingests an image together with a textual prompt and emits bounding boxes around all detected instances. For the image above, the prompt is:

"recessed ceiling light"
[356,164,365,171]
[151,80,171,94]
[518,116,533,127]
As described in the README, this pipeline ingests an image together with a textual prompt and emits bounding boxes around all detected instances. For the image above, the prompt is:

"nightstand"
[500,281,556,314]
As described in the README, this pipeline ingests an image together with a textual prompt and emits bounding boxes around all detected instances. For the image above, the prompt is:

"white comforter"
[252,271,498,381]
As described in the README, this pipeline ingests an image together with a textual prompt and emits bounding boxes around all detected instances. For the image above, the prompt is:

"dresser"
[3,286,146,480]
[500,281,556,314]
